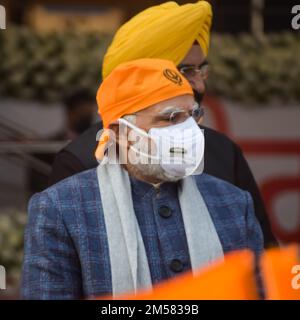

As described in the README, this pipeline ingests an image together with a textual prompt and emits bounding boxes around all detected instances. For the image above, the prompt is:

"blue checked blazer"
[21,169,264,299]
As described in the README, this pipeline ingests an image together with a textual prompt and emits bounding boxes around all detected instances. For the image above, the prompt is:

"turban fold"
[102,1,213,79]
[95,58,193,160]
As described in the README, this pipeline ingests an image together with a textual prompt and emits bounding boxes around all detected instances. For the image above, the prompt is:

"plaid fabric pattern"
[21,169,263,299]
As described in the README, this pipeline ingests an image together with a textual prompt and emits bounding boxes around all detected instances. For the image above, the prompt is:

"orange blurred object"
[261,244,300,300]
[99,250,259,300]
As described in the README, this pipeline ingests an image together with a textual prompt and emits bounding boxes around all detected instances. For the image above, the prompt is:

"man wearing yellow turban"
[102,0,212,108]
[49,1,277,247]
[102,1,212,79]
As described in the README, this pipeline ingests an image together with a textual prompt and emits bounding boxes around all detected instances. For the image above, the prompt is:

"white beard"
[130,161,181,183]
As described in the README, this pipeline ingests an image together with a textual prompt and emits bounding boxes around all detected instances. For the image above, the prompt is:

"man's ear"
[108,122,120,144]
[108,121,129,147]
[108,121,129,162]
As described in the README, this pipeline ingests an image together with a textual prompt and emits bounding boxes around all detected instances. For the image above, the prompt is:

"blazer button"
[158,205,172,218]
[170,259,184,273]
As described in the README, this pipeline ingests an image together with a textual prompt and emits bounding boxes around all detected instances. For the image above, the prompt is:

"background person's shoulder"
[49,122,103,185]
[64,122,103,167]
[195,172,251,205]
[200,125,238,149]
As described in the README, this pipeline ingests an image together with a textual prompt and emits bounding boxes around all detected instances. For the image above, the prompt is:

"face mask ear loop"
[118,118,160,161]
[118,118,149,138]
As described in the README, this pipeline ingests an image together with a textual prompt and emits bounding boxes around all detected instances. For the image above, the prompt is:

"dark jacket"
[48,122,277,247]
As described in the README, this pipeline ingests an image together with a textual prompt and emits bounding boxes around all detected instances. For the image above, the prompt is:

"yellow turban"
[102,1,212,79]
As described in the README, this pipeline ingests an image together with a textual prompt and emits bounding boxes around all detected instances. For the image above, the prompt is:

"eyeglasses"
[167,103,203,124]
[129,102,204,126]
[178,62,209,81]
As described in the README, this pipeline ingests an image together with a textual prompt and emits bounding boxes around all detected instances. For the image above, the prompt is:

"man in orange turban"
[23,58,263,299]
[49,1,276,247]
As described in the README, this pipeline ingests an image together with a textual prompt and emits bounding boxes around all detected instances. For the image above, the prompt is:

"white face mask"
[118,117,205,179]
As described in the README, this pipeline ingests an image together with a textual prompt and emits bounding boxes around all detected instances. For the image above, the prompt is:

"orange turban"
[95,58,193,160]
[102,1,212,79]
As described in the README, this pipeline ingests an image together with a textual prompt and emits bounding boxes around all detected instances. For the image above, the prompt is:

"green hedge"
[0,27,299,104]
[0,208,26,285]
[0,27,111,102]
[208,33,300,103]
